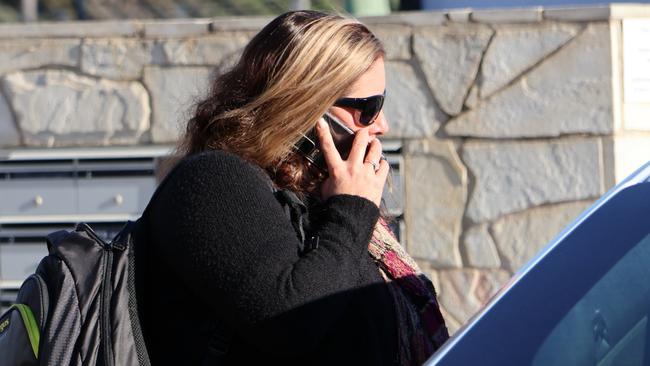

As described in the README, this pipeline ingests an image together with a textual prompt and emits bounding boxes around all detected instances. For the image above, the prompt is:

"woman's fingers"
[316,116,389,207]
[316,118,343,169]
[364,139,383,168]
[318,123,389,207]
[375,157,390,180]
[347,128,370,165]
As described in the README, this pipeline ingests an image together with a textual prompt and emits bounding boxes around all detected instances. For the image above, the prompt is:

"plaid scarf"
[368,218,449,365]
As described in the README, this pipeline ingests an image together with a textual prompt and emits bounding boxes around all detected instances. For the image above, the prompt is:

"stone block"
[404,138,467,267]
[479,23,580,98]
[0,39,80,75]
[446,24,612,138]
[491,200,593,272]
[463,138,603,223]
[543,6,611,21]
[144,66,212,143]
[384,61,446,138]
[601,136,616,190]
[437,269,510,325]
[143,19,211,37]
[439,305,462,335]
[161,34,250,67]
[369,25,411,60]
[437,270,476,323]
[464,84,479,110]
[2,70,149,146]
[463,224,501,268]
[0,21,141,38]
[471,7,542,23]
[0,93,20,147]
[474,269,511,305]
[81,39,156,80]
[414,25,493,116]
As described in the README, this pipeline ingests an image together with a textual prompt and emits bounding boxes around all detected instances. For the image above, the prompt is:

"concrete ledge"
[0,20,142,38]
[543,5,610,21]
[471,7,543,23]
[446,8,472,23]
[361,11,447,26]
[209,16,274,31]
[143,19,211,37]
[0,5,649,39]
[610,4,650,19]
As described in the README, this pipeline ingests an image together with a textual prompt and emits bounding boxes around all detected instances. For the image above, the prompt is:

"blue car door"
[426,162,650,366]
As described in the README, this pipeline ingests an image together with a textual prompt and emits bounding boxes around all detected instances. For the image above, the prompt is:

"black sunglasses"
[333,90,385,126]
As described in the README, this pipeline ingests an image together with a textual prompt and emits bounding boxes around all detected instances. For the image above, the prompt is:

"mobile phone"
[295,112,355,172]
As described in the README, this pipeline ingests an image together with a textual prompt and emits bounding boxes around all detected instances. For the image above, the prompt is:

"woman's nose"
[368,111,389,136]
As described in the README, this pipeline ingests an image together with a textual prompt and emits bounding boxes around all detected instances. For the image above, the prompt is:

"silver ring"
[367,161,379,172]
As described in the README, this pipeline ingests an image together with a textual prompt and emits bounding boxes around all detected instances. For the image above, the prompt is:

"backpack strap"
[45,230,71,253]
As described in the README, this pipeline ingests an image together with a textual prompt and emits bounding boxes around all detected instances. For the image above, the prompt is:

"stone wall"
[2,4,650,333]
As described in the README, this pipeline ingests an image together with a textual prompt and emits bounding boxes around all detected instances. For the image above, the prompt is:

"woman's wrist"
[319,194,380,246]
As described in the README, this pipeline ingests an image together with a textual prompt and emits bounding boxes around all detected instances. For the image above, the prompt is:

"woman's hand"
[317,119,389,207]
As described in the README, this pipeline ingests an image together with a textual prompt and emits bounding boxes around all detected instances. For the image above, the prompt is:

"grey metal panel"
[0,244,45,282]
[383,171,403,216]
[382,152,404,216]
[0,145,173,161]
[0,161,75,174]
[0,179,77,216]
[77,177,156,215]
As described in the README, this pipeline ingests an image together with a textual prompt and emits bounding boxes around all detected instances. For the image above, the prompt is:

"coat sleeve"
[147,151,381,355]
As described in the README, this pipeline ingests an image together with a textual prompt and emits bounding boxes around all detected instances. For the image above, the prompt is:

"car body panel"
[426,161,650,366]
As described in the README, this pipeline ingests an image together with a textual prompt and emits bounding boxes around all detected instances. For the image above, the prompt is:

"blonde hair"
[179,11,384,193]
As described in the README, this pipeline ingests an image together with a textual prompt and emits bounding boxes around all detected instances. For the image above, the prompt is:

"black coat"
[135,150,398,365]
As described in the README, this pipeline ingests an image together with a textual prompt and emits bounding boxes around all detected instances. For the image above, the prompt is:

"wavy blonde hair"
[178,10,384,193]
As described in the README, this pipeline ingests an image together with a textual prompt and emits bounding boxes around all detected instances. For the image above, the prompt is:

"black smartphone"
[295,112,355,172]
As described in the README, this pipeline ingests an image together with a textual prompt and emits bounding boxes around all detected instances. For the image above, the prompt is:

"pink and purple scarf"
[368,218,449,365]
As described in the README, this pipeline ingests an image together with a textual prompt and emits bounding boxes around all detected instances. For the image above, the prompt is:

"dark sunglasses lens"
[334,93,385,126]
[360,96,384,125]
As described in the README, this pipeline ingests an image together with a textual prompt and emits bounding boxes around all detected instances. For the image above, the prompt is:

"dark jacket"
[135,150,398,365]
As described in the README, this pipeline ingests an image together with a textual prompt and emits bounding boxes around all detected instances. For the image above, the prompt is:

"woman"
[135,10,448,365]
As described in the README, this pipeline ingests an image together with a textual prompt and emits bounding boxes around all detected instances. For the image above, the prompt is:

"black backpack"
[0,157,303,366]
[0,221,151,366]
[1,158,176,366]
